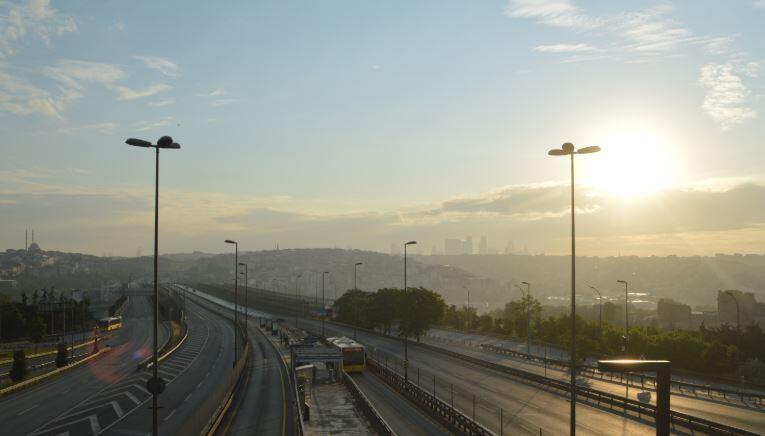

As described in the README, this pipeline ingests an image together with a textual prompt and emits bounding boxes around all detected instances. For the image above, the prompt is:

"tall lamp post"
[548,142,600,436]
[126,135,180,436]
[617,280,629,352]
[225,239,238,367]
[354,262,363,290]
[589,285,603,338]
[464,286,471,331]
[321,271,329,337]
[514,283,532,355]
[403,240,417,382]
[723,290,741,383]
[239,262,248,332]
[294,273,302,327]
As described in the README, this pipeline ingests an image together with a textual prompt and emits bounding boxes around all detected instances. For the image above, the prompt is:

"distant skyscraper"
[479,235,487,255]
[504,240,515,255]
[465,236,473,255]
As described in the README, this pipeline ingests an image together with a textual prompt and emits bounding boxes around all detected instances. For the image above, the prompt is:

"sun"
[582,130,677,197]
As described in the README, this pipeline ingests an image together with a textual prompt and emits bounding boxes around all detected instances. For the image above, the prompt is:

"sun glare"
[584,131,677,197]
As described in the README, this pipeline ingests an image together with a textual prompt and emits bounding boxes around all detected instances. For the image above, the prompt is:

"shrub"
[9,350,27,382]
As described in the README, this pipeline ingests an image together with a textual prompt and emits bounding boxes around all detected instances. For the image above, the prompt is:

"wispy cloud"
[133,55,179,76]
[0,70,67,117]
[506,1,733,58]
[0,0,78,58]
[134,117,174,131]
[699,63,756,129]
[45,60,126,89]
[197,88,226,97]
[148,99,174,107]
[112,83,172,101]
[211,98,238,107]
[753,1,765,9]
[59,122,119,135]
[534,43,595,53]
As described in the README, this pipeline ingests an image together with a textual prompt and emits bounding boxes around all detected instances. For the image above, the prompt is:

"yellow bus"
[327,337,366,373]
[98,316,123,331]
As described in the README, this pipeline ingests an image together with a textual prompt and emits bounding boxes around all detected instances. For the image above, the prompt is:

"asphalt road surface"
[350,370,449,436]
[422,331,765,434]
[0,295,165,436]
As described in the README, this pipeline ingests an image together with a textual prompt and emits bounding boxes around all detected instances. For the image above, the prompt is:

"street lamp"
[723,290,741,383]
[321,271,329,337]
[403,240,417,382]
[239,262,248,333]
[589,285,603,339]
[514,282,532,355]
[295,273,302,328]
[548,141,600,436]
[617,280,629,352]
[464,286,471,331]
[126,135,180,436]
[225,239,238,367]
[354,262,363,290]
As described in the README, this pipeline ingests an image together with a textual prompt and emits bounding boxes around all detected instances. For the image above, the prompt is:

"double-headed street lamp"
[589,285,603,338]
[515,281,532,354]
[354,262,363,290]
[464,286,470,330]
[617,279,629,352]
[126,135,180,436]
[723,290,741,383]
[295,273,302,328]
[321,271,329,337]
[225,239,238,367]
[403,240,417,382]
[239,262,248,332]
[548,142,600,436]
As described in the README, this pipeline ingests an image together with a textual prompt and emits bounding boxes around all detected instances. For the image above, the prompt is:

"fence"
[480,343,765,405]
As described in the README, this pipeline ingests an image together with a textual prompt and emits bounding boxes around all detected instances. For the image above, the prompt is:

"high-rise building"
[478,235,487,255]
[465,236,473,255]
[504,240,515,255]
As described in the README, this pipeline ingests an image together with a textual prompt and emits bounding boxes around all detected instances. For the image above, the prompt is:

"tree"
[333,289,373,328]
[28,315,47,353]
[397,287,445,342]
[9,350,27,382]
[368,288,404,335]
[55,342,69,367]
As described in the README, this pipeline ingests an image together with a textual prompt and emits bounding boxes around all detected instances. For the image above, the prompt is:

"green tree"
[397,287,445,342]
[55,342,69,367]
[333,289,373,328]
[368,288,403,335]
[9,350,27,382]
[28,315,47,353]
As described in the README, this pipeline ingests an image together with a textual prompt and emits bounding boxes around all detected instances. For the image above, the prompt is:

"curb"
[0,346,111,397]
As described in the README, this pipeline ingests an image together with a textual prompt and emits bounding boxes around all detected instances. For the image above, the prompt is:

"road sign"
[146,376,166,395]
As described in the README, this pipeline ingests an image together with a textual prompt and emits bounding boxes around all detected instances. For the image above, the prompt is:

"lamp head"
[126,138,152,147]
[617,280,627,284]
[225,239,237,244]
[405,240,417,245]
[576,145,601,154]
[355,262,363,266]
[562,142,575,153]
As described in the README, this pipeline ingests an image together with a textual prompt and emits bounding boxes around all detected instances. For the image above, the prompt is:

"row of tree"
[332,287,446,341]
[441,296,765,379]
[0,288,92,347]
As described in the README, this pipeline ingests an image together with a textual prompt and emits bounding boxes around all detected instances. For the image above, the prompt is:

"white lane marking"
[163,409,176,422]
[125,391,140,406]
[196,381,204,388]
[89,415,102,434]
[17,404,39,415]
[184,393,192,402]
[60,388,71,395]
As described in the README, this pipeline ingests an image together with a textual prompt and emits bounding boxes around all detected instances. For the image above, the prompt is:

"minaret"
[32,229,35,244]
[25,229,28,250]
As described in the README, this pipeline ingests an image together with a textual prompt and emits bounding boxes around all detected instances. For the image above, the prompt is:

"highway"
[350,371,449,436]
[0,295,165,435]
[183,287,294,436]
[422,332,765,434]
[299,318,657,435]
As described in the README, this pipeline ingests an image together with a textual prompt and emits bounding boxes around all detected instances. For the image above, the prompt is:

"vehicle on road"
[327,336,366,372]
[97,316,123,331]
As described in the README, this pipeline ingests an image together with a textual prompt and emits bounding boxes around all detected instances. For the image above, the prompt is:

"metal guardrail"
[479,343,765,405]
[414,341,760,436]
[368,356,494,435]
[343,371,397,436]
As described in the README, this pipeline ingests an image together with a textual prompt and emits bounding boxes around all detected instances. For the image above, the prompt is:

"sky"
[1,0,764,257]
